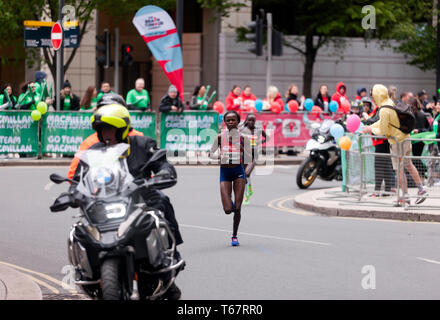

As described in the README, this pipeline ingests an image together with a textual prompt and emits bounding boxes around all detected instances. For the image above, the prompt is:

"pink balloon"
[346,114,361,133]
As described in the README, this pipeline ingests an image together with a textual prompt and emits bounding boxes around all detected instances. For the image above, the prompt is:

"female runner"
[240,113,267,205]
[209,110,251,246]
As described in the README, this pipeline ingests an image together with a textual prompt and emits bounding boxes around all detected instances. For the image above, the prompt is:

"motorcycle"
[296,119,342,189]
[49,143,184,300]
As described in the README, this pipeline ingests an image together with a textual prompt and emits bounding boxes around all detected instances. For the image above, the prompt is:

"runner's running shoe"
[231,236,240,246]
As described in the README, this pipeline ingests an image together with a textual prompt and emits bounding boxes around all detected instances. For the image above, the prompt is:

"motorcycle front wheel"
[101,258,122,300]
[296,158,319,189]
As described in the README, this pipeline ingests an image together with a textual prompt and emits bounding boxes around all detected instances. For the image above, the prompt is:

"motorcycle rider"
[69,100,183,299]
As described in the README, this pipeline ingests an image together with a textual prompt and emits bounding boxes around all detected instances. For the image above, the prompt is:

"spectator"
[388,86,398,104]
[34,71,53,106]
[427,101,440,186]
[418,90,428,107]
[331,82,349,113]
[189,85,208,110]
[240,85,257,112]
[362,84,427,205]
[159,84,184,113]
[56,80,80,111]
[285,84,304,107]
[410,97,430,182]
[314,84,331,112]
[262,85,283,112]
[364,96,395,197]
[80,86,98,111]
[96,82,114,101]
[0,83,17,110]
[126,78,151,111]
[225,85,242,111]
[361,96,376,122]
[16,81,38,110]
[355,87,367,101]
[400,91,413,104]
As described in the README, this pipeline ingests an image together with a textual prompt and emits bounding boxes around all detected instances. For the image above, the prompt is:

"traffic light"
[246,16,263,56]
[121,44,133,67]
[96,29,110,68]
[272,29,283,56]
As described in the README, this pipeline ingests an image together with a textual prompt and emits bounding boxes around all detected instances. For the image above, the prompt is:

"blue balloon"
[330,123,345,139]
[218,114,223,124]
[304,98,314,111]
[284,103,289,112]
[255,99,263,112]
[329,101,339,113]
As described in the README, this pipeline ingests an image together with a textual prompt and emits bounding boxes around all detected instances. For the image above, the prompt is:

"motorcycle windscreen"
[318,119,335,135]
[75,143,135,198]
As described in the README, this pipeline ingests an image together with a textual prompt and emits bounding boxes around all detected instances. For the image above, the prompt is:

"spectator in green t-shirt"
[16,81,39,110]
[55,80,80,111]
[126,78,151,111]
[34,71,54,106]
[96,82,114,102]
[80,85,98,111]
[0,83,17,110]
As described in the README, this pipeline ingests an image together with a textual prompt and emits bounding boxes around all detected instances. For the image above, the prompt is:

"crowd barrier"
[342,133,440,208]
[0,110,345,157]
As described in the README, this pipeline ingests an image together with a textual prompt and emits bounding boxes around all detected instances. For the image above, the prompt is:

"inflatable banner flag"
[133,5,184,100]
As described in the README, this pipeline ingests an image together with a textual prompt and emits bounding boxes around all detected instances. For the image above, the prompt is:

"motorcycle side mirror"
[50,173,73,184]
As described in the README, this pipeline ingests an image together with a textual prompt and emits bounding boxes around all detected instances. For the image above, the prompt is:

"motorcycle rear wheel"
[296,158,318,189]
[101,258,122,300]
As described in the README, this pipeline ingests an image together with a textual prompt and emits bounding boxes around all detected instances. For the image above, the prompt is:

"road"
[1,165,440,299]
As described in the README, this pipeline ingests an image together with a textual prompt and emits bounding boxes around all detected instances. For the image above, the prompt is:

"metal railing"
[343,134,440,209]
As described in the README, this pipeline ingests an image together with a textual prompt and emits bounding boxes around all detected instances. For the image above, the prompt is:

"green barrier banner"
[41,112,95,154]
[130,112,156,138]
[41,111,157,155]
[0,111,39,154]
[160,111,219,151]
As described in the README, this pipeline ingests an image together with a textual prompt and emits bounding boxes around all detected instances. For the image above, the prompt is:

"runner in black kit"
[209,111,251,246]
[240,113,267,205]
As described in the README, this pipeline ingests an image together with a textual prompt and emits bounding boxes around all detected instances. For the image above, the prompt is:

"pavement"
[0,263,42,300]
[294,187,440,223]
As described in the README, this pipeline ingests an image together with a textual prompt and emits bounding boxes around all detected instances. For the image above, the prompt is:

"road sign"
[51,22,63,50]
[24,20,79,48]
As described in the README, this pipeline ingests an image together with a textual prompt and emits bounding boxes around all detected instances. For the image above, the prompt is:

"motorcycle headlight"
[105,203,126,219]
[317,135,326,143]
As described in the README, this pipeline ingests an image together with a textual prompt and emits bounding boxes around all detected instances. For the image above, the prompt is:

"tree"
[201,0,425,97]
[381,0,436,72]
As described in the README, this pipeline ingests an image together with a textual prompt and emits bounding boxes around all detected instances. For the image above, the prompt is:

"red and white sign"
[223,112,345,147]
[51,22,63,50]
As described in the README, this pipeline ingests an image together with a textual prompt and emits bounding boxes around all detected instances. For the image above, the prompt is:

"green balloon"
[36,101,48,115]
[437,88,440,94]
[31,110,42,121]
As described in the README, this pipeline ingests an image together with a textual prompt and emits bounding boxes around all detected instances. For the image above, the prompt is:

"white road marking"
[180,223,331,246]
[417,257,440,265]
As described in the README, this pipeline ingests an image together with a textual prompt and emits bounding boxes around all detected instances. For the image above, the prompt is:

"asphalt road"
[1,165,440,299]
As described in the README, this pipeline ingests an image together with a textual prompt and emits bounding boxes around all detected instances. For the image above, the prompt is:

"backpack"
[380,104,415,134]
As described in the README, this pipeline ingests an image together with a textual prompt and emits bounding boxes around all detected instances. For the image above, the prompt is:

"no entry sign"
[51,22,63,50]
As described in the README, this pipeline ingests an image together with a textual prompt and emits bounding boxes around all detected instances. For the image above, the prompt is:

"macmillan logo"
[144,16,164,30]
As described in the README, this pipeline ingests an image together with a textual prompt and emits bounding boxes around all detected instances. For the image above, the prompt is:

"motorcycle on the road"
[296,119,343,189]
[49,143,184,300]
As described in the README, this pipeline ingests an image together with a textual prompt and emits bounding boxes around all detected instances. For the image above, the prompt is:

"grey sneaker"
[415,188,428,205]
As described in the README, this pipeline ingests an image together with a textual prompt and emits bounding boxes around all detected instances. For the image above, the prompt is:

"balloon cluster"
[31,102,48,121]
[329,114,363,151]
